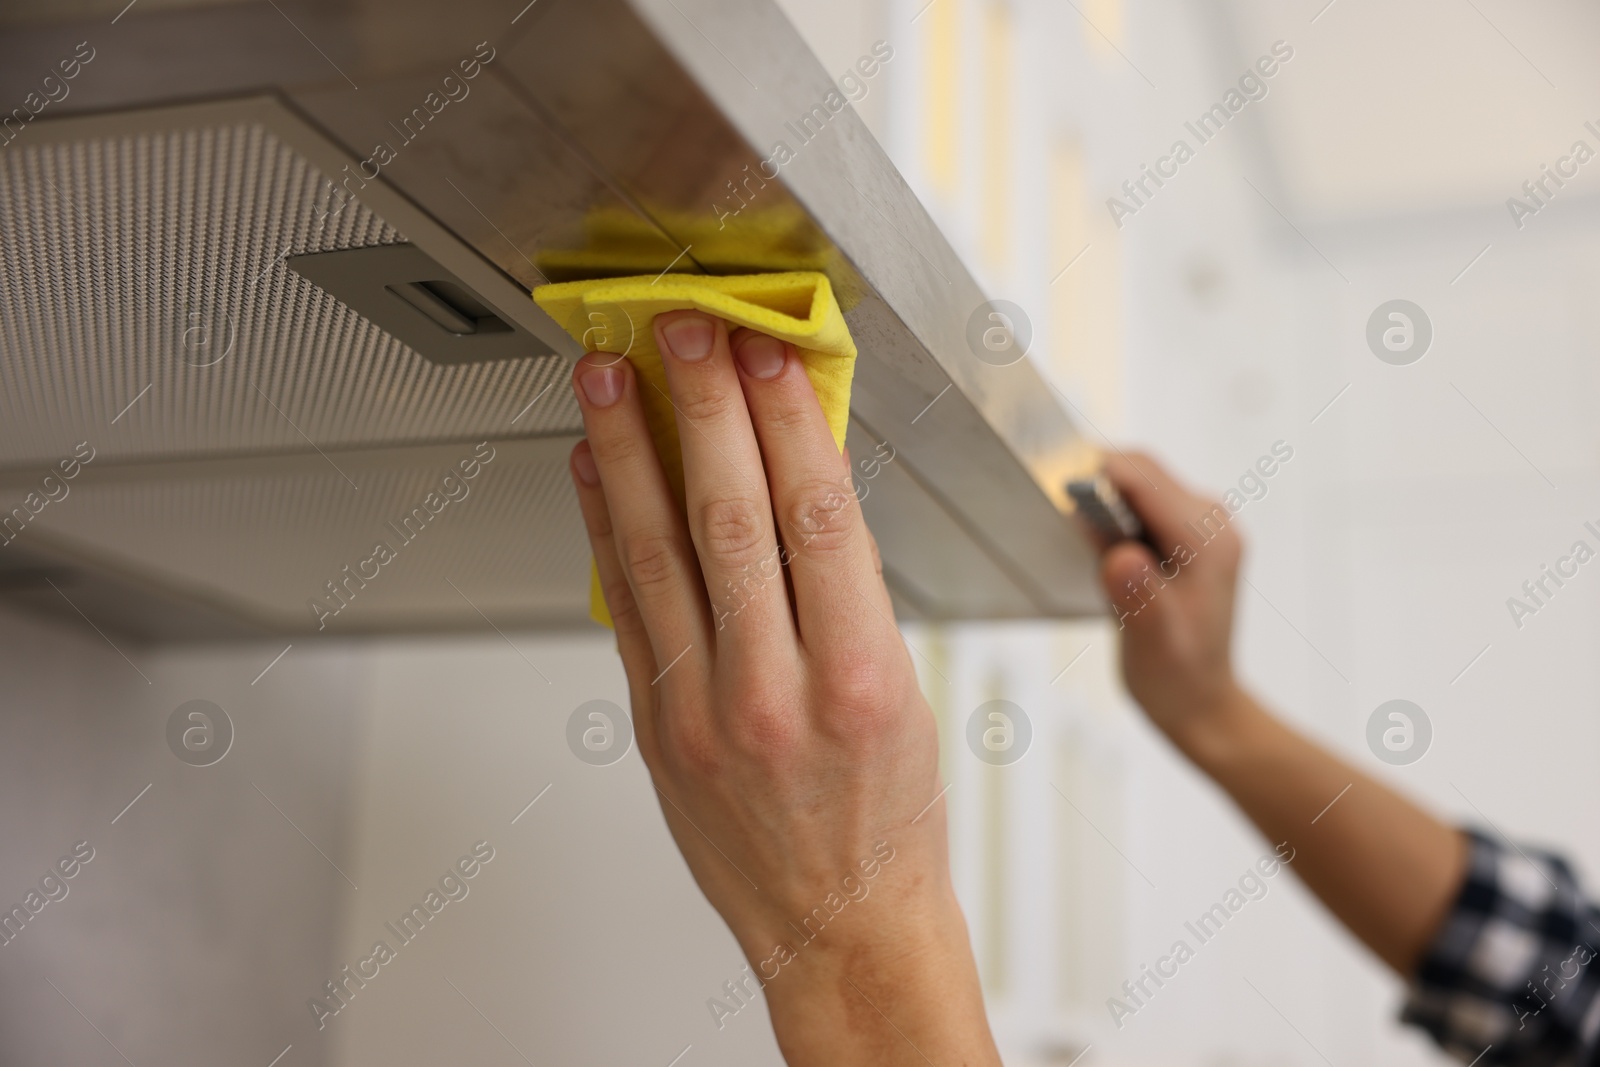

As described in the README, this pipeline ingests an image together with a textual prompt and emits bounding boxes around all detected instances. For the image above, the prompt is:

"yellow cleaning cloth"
[533,271,859,628]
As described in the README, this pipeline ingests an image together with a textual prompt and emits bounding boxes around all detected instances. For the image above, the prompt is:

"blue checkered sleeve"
[1402,829,1600,1066]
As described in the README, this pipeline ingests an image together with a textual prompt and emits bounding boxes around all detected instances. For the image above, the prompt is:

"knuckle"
[784,480,857,555]
[619,527,683,600]
[725,687,805,758]
[814,649,905,735]
[676,384,738,424]
[697,495,770,565]
[600,573,642,629]
[590,424,650,469]
[760,398,813,438]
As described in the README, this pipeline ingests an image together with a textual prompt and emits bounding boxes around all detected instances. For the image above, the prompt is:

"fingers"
[653,311,796,653]
[1103,451,1232,560]
[1101,451,1243,614]
[1100,539,1163,630]
[727,327,891,656]
[1101,452,1184,555]
[571,353,710,669]
[569,440,660,760]
[568,441,652,677]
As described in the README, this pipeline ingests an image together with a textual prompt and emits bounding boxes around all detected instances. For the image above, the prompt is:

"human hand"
[1097,460,1471,984]
[566,310,998,1065]
[1097,452,1247,753]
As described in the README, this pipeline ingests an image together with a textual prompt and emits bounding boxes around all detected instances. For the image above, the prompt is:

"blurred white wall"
[321,634,783,1067]
[0,607,365,1067]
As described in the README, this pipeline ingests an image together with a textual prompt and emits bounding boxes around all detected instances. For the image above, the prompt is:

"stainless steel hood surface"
[0,0,1104,638]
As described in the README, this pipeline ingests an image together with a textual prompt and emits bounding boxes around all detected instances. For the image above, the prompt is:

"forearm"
[1178,685,1469,975]
[761,895,1001,1066]
[1097,454,1471,978]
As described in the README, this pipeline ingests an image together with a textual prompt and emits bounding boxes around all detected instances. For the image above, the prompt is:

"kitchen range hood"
[0,0,1103,638]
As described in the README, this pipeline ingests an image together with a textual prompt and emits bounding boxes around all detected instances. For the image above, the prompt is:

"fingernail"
[578,363,623,407]
[572,444,599,486]
[662,315,714,362]
[734,334,787,380]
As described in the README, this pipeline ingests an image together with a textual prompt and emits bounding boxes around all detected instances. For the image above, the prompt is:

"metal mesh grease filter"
[0,120,580,467]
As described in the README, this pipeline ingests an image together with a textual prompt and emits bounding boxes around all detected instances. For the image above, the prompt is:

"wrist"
[1166,679,1268,772]
[749,878,965,1002]
[754,887,1000,1065]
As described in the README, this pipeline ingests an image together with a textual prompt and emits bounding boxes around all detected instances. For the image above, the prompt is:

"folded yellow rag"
[532,271,859,628]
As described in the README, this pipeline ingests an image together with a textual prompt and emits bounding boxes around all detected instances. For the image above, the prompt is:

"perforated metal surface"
[22,441,591,629]
[0,102,593,633]
[0,119,581,468]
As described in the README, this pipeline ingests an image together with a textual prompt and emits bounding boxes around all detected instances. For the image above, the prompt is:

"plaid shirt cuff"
[1402,828,1600,1066]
